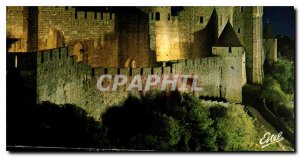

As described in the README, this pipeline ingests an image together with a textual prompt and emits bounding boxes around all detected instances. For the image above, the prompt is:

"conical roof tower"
[213,21,242,47]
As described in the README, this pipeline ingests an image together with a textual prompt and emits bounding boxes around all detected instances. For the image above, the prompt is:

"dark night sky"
[263,6,295,39]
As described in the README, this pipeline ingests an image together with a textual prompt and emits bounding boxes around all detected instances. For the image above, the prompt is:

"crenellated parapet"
[8,45,243,119]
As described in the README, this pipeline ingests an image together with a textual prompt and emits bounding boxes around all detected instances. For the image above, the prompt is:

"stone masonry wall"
[37,7,119,67]
[6,7,26,52]
[7,6,264,85]
[33,47,242,120]
[233,6,264,84]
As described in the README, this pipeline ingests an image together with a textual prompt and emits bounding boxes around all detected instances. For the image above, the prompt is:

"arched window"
[238,28,240,33]
[168,14,170,20]
[229,47,232,53]
[200,16,203,23]
[241,7,244,12]
[155,12,160,21]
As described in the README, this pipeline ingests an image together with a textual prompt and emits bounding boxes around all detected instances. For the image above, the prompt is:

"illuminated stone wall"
[33,47,243,119]
[7,6,263,88]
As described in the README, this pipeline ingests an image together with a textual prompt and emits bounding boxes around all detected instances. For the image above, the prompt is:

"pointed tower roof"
[213,21,242,47]
[206,7,218,41]
[264,20,275,39]
[210,7,218,22]
[206,7,218,29]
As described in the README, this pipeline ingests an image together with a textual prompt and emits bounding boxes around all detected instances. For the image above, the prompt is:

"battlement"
[75,11,115,21]
[6,6,24,14]
[7,6,116,22]
[148,12,178,23]
[7,45,242,121]
[34,47,225,80]
[6,6,261,118]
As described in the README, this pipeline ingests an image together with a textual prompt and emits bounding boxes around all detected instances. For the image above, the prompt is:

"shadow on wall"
[7,101,109,150]
[181,8,219,59]
[66,32,119,67]
[6,62,109,150]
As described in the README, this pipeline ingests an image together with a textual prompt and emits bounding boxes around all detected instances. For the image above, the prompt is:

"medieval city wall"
[7,6,263,84]
[6,6,161,68]
[32,47,242,120]
[37,6,119,68]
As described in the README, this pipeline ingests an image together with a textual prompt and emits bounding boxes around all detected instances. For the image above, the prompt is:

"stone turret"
[213,21,242,48]
[212,21,246,86]
[232,6,264,84]
[263,20,278,63]
[251,6,264,84]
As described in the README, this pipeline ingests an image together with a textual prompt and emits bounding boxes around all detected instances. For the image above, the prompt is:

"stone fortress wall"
[7,6,119,67]
[7,6,273,119]
[8,46,242,120]
[6,6,264,85]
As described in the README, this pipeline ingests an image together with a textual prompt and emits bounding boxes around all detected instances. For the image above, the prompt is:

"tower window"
[151,13,154,20]
[229,47,232,53]
[238,28,240,33]
[110,13,112,20]
[200,16,203,23]
[241,7,244,12]
[155,12,160,21]
[168,14,170,20]
[84,11,87,19]
[101,12,103,20]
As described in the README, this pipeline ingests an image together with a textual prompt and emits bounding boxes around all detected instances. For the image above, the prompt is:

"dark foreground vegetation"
[263,58,294,131]
[7,57,292,151]
[8,88,279,151]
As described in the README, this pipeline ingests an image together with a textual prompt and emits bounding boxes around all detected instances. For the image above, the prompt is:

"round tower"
[263,20,278,63]
[252,6,264,84]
